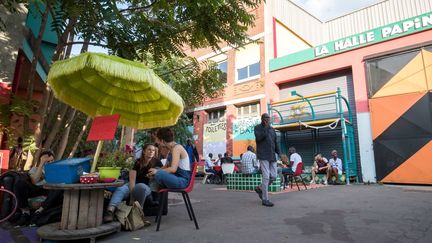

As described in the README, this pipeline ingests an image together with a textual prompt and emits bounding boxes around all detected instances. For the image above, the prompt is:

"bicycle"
[0,186,18,223]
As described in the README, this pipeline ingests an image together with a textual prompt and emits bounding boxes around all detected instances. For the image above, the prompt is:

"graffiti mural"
[232,117,260,156]
[203,122,227,158]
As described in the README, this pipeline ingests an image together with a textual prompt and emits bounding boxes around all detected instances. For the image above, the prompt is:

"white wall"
[356,112,377,183]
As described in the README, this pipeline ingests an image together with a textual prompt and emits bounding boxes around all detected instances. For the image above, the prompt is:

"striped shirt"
[240,151,258,174]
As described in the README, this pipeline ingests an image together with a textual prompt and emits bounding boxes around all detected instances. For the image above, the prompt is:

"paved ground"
[97,183,432,243]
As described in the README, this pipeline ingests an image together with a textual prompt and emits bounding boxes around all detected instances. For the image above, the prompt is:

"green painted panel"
[22,39,47,81]
[25,1,58,44]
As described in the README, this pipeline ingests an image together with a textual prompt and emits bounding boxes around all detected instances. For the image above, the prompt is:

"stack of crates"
[227,174,281,192]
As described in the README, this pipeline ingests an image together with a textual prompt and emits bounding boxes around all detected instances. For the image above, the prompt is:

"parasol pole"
[90,107,115,173]
[91,140,104,173]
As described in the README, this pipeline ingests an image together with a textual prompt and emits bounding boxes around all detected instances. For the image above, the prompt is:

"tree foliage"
[62,0,262,61]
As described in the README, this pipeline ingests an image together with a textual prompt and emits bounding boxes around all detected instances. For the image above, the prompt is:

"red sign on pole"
[87,114,120,141]
[0,150,10,174]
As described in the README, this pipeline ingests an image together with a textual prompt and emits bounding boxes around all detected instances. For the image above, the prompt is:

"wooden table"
[37,181,124,243]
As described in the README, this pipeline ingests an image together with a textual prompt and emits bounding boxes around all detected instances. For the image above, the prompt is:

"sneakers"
[323,180,328,185]
[103,210,114,223]
[262,200,274,207]
[254,186,263,200]
[16,213,31,226]
[310,180,316,185]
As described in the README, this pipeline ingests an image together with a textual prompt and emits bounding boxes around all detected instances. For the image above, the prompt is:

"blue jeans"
[154,170,189,189]
[109,183,151,208]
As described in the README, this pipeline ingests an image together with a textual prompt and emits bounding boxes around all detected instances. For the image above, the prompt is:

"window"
[208,109,225,123]
[236,43,261,82]
[209,54,228,84]
[236,103,260,119]
[217,61,228,83]
[366,49,420,98]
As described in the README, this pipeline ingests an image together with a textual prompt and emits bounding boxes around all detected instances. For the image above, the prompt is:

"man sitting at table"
[240,146,259,174]
[10,150,63,226]
[205,153,217,174]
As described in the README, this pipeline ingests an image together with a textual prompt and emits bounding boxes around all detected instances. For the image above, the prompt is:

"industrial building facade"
[188,0,432,184]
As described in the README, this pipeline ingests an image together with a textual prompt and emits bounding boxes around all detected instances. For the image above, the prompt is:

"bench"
[302,166,346,184]
[226,173,281,192]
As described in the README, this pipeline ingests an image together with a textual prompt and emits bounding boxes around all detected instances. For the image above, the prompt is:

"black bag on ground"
[143,191,168,216]
[0,171,29,220]
[33,205,62,226]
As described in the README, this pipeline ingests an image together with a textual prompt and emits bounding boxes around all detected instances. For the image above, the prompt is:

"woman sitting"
[147,127,191,189]
[104,143,162,222]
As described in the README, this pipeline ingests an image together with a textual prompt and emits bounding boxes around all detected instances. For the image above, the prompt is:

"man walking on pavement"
[254,113,280,207]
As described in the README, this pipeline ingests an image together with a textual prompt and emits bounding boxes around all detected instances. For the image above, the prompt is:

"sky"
[291,0,383,21]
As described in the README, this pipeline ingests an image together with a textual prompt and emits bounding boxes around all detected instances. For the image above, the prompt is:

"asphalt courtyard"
[98,182,432,243]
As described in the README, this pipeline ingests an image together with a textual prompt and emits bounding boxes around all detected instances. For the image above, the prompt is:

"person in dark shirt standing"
[254,113,280,207]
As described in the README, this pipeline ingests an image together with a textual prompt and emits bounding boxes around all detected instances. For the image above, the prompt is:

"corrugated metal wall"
[271,0,432,46]
[270,0,326,45]
[326,0,432,40]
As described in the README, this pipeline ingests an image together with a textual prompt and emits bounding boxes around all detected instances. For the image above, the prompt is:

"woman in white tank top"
[148,127,191,189]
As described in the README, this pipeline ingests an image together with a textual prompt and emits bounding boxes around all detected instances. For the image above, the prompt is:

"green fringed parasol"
[47,52,184,129]
[47,52,184,172]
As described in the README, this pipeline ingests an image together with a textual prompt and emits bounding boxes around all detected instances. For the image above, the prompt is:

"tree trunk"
[27,15,76,167]
[52,16,77,61]
[53,38,90,160]
[42,103,69,152]
[68,116,91,158]
[23,1,52,134]
[55,109,76,160]
[32,86,51,166]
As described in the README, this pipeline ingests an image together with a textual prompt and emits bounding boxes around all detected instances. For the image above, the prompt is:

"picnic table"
[37,181,124,243]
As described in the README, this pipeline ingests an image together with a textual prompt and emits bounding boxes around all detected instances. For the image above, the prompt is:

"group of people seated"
[104,127,192,222]
[203,145,344,186]
[311,150,343,185]
[6,127,194,226]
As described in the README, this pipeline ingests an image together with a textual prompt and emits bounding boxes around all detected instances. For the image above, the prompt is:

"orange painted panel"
[373,52,428,98]
[382,141,432,184]
[233,140,256,157]
[369,92,425,140]
[423,49,432,90]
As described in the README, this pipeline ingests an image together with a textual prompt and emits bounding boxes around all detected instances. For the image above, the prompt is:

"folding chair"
[156,163,199,231]
[287,162,307,191]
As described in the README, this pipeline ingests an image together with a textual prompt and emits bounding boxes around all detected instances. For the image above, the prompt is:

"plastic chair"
[155,163,199,231]
[221,163,235,184]
[287,162,307,191]
[199,165,215,184]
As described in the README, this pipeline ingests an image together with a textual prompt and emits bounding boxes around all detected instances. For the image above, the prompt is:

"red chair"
[284,162,307,191]
[155,163,199,231]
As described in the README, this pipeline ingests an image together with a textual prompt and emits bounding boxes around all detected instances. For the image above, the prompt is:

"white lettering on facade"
[422,15,432,27]
[314,46,329,56]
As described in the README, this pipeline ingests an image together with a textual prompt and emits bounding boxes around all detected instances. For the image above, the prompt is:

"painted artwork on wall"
[367,48,432,184]
[232,117,260,156]
[203,122,227,158]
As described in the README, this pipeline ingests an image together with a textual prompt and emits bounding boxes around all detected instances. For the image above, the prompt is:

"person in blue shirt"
[185,139,199,165]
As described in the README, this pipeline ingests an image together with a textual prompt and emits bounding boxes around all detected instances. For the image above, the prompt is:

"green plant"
[98,149,133,169]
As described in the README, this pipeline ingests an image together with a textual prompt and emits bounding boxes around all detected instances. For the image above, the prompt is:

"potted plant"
[98,149,133,179]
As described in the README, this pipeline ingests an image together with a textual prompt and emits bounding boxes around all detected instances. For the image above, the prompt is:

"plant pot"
[98,167,122,179]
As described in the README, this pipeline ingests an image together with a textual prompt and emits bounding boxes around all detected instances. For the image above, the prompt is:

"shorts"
[316,167,328,174]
